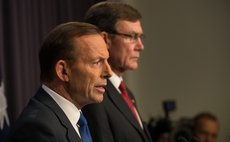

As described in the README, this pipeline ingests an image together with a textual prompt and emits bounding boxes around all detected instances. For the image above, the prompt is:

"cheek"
[110,41,127,56]
[119,46,131,60]
[88,73,103,99]
[87,71,100,87]
[72,71,91,90]
[123,45,134,58]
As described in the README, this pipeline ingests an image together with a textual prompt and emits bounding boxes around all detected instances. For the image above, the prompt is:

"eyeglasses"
[109,31,144,43]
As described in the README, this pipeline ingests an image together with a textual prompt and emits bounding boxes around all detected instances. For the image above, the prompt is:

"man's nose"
[135,37,144,51]
[103,60,112,79]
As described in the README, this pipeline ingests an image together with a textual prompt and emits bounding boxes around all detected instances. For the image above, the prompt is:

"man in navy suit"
[7,22,112,142]
[82,2,152,142]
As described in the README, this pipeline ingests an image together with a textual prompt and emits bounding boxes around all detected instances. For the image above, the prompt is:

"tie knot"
[119,81,126,92]
[78,112,87,127]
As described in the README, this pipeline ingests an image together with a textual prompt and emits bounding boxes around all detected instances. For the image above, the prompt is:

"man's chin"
[93,94,104,103]
[129,65,138,70]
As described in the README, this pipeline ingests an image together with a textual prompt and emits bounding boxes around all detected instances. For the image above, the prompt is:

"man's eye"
[94,60,102,65]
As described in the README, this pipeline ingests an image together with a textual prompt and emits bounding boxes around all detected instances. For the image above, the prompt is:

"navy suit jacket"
[7,87,82,142]
[82,80,152,142]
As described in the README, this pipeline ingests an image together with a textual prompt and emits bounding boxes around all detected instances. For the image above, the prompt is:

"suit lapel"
[34,87,82,142]
[106,80,144,133]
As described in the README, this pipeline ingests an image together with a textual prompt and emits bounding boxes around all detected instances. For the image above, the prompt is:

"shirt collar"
[42,84,80,126]
[109,72,123,93]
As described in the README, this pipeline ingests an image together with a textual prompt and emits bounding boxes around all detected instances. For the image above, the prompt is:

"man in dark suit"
[6,22,112,142]
[82,2,152,142]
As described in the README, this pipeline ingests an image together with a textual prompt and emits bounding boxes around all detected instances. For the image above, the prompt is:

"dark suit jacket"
[82,80,152,142]
[7,87,82,142]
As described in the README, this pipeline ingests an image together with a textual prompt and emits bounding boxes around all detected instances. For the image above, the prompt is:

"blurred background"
[0,0,230,142]
[123,0,230,142]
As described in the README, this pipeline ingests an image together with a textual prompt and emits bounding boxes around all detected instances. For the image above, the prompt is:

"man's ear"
[101,31,111,49]
[55,60,70,82]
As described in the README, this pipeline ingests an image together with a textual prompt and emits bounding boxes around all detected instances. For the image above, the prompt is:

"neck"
[43,81,80,108]
[112,68,124,78]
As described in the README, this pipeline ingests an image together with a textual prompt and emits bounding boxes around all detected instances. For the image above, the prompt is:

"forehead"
[198,119,219,132]
[73,34,108,59]
[115,20,143,33]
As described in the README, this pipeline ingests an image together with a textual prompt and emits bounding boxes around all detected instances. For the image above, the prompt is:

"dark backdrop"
[0,0,104,124]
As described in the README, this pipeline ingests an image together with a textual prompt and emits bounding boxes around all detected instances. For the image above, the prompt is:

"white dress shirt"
[109,72,122,94]
[42,84,81,137]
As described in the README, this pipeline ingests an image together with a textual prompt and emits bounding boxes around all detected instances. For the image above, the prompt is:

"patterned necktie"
[77,112,92,142]
[119,81,142,126]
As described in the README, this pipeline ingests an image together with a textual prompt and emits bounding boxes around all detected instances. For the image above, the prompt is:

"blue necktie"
[77,112,92,142]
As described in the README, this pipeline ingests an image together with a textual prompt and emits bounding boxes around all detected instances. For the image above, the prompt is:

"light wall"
[122,0,230,142]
